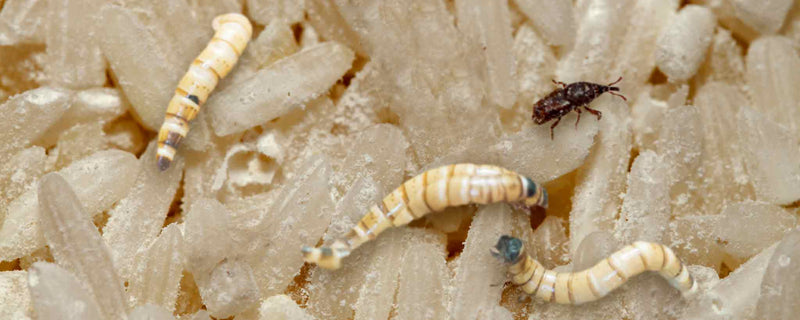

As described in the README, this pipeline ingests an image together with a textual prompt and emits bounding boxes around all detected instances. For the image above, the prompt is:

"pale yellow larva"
[492,235,698,304]
[302,163,549,270]
[156,13,252,170]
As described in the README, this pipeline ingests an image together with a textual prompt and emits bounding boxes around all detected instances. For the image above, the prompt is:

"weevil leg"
[574,108,582,129]
[550,117,562,139]
[584,106,602,121]
[552,79,567,89]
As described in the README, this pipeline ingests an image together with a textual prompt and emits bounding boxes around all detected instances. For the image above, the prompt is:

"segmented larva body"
[492,236,698,305]
[302,164,549,270]
[156,13,253,171]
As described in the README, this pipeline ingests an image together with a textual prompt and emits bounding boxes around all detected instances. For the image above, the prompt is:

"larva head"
[521,176,548,209]
[492,235,524,264]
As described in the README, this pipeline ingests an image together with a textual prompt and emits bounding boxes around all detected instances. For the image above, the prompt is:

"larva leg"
[156,13,252,171]
[493,236,697,305]
[302,164,548,270]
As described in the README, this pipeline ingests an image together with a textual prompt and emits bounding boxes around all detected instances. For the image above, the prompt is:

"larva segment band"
[302,164,548,270]
[493,236,698,305]
[155,13,252,171]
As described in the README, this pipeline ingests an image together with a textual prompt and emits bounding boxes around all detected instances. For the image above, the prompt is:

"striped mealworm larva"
[156,13,253,171]
[492,235,698,305]
[302,164,549,270]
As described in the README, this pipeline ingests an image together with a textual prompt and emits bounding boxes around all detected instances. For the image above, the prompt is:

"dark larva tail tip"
[157,156,171,171]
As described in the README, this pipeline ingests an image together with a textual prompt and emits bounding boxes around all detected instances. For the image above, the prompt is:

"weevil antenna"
[609,91,627,101]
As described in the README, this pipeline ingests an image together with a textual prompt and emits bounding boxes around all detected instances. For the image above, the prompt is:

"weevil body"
[493,235,697,305]
[156,13,253,171]
[302,164,548,270]
[532,78,627,139]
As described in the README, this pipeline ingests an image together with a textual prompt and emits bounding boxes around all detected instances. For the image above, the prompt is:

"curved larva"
[156,13,253,171]
[492,235,698,304]
[302,164,549,270]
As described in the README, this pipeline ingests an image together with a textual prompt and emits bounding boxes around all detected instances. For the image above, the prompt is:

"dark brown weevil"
[532,77,627,139]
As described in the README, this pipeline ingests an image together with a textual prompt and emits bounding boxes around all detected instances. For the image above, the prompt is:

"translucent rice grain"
[27,262,104,320]
[450,204,513,320]
[97,2,206,130]
[655,105,703,215]
[306,177,384,319]
[37,87,127,148]
[259,295,315,320]
[713,201,796,265]
[245,154,334,297]
[557,0,633,83]
[529,216,570,269]
[611,0,678,96]
[508,24,556,132]
[128,304,176,320]
[729,0,793,35]
[242,21,298,70]
[745,36,800,138]
[683,243,779,320]
[186,0,242,26]
[569,96,631,254]
[497,111,600,183]
[456,0,517,108]
[0,147,46,217]
[37,173,128,319]
[511,0,575,47]
[0,87,71,164]
[127,224,184,313]
[395,230,448,320]
[333,124,409,193]
[614,150,670,244]
[630,88,668,151]
[184,198,234,278]
[247,0,305,26]
[103,142,185,281]
[655,5,716,82]
[0,271,32,319]
[0,0,48,45]
[737,106,800,205]
[332,0,493,164]
[756,229,800,319]
[668,214,724,271]
[208,42,355,136]
[53,122,108,169]
[201,259,260,318]
[0,150,138,261]
[694,82,753,215]
[306,0,365,56]
[693,29,746,89]
[693,0,759,42]
[353,230,406,320]
[45,0,106,89]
